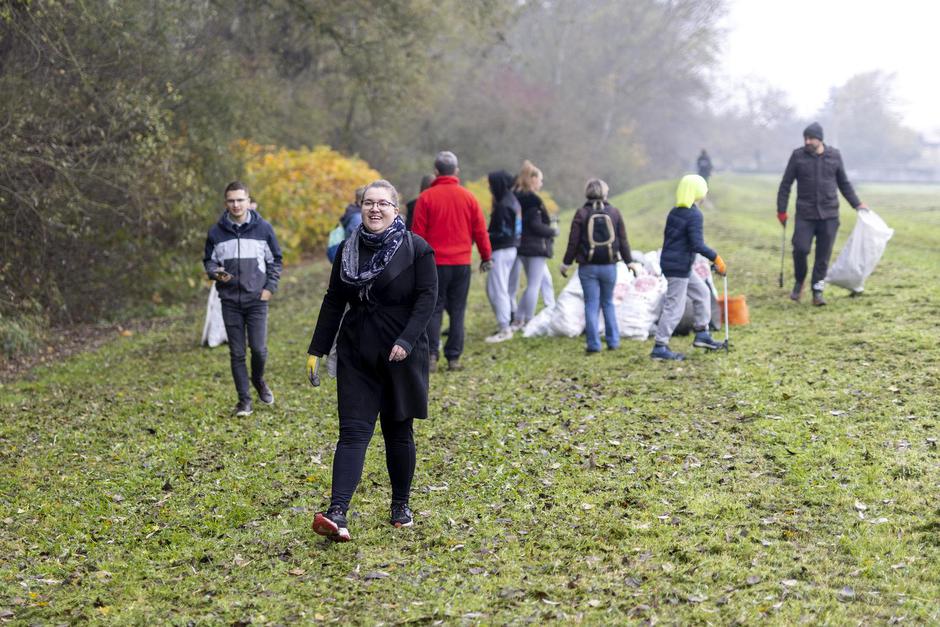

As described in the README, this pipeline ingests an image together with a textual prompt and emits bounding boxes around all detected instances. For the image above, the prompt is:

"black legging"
[330,414,415,511]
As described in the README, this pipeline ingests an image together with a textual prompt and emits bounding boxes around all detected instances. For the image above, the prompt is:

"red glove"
[777,212,788,226]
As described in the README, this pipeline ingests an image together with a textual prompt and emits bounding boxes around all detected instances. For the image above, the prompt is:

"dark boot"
[789,282,803,302]
[812,290,827,306]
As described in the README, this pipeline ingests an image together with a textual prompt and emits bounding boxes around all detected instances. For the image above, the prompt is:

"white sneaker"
[485,328,514,343]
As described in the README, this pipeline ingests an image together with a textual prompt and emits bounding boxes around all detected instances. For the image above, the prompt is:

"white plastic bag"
[826,208,894,293]
[522,251,668,340]
[201,283,228,348]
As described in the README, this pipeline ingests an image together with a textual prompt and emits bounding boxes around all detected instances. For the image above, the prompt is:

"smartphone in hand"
[215,270,233,282]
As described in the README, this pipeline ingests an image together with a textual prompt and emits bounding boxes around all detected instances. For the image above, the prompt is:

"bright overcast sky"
[718,0,940,133]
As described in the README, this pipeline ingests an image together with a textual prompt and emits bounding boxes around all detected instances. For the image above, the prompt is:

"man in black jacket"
[777,122,867,305]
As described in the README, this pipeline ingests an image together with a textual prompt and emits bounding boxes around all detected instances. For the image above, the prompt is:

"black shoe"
[234,399,253,417]
[812,290,827,306]
[312,506,351,542]
[390,503,414,528]
[429,354,439,373]
[447,359,464,371]
[789,283,803,302]
[253,380,274,405]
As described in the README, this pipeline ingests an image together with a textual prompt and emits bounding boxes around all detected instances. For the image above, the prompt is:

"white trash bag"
[522,251,667,340]
[201,283,228,348]
[825,208,894,293]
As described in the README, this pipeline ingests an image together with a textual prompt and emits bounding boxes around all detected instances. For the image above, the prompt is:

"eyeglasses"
[361,199,397,210]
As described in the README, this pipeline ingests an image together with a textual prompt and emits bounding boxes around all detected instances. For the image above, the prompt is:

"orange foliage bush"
[237,141,381,262]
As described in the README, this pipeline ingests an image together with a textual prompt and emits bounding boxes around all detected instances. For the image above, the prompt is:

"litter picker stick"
[723,273,730,353]
[778,221,787,288]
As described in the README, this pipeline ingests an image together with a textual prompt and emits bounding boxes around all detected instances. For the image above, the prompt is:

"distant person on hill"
[510,160,557,330]
[777,122,868,306]
[412,151,492,371]
[560,178,640,353]
[484,170,522,343]
[327,186,365,263]
[651,174,725,361]
[696,149,713,181]
[203,181,283,416]
[307,179,437,541]
[405,175,434,231]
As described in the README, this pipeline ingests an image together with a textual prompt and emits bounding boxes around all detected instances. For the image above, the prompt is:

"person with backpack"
[484,170,522,343]
[511,160,556,329]
[651,174,726,361]
[327,187,365,263]
[306,179,438,542]
[560,179,640,353]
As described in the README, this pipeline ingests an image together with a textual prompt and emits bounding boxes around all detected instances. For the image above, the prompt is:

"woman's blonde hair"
[513,160,543,193]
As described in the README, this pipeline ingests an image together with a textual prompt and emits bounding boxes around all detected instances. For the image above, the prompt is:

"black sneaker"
[390,503,414,528]
[447,359,463,371]
[234,399,253,417]
[789,282,803,302]
[254,380,274,406]
[812,290,827,306]
[312,506,351,542]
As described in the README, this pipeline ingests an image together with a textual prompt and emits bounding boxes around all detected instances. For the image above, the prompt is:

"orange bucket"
[717,295,749,326]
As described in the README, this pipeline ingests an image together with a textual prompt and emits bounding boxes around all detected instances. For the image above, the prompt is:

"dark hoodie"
[487,170,521,250]
[203,209,283,304]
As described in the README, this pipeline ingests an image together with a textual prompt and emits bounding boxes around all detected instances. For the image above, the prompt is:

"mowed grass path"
[2,175,939,624]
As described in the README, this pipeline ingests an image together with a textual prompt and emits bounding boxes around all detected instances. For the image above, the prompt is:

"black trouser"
[792,216,840,290]
[220,299,269,402]
[427,264,471,361]
[330,414,415,511]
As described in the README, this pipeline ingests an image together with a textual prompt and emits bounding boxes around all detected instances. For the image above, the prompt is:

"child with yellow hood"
[651,174,726,361]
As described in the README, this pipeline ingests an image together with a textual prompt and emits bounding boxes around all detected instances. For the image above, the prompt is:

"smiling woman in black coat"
[306,179,437,542]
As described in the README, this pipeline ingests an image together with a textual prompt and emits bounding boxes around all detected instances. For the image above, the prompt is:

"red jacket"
[412,176,492,266]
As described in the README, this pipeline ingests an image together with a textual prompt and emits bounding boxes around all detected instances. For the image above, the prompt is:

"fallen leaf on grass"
[233,554,251,567]
[837,586,855,601]
[746,575,762,586]
[781,579,798,587]
[687,593,707,604]
[288,568,305,576]
[0,609,14,619]
[587,599,602,607]
[364,571,389,580]
[869,517,889,525]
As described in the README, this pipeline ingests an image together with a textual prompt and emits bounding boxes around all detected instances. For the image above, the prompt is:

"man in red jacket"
[412,151,492,371]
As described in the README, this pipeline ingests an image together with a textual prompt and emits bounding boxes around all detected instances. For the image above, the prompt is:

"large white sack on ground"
[522,252,668,340]
[826,208,894,293]
[201,283,228,348]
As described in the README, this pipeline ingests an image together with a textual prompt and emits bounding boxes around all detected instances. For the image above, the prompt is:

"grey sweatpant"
[486,247,517,329]
[654,272,711,345]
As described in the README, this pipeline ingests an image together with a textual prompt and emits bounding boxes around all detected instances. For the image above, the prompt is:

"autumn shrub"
[239,142,382,263]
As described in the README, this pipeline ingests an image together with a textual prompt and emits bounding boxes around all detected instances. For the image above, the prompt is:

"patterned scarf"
[340,215,407,300]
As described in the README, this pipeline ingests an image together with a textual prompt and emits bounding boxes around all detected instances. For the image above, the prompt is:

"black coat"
[659,205,717,278]
[777,146,861,220]
[308,233,438,421]
[488,190,521,250]
[516,191,555,258]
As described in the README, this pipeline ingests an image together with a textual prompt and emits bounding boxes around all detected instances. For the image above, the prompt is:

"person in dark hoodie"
[484,170,522,343]
[204,181,283,416]
[777,122,868,306]
[405,175,434,231]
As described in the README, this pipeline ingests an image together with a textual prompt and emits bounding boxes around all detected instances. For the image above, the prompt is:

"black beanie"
[803,122,824,141]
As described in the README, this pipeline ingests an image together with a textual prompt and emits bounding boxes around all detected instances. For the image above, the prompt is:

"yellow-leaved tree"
[238,141,382,263]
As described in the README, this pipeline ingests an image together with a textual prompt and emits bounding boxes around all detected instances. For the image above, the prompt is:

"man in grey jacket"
[777,122,867,306]
[204,181,283,416]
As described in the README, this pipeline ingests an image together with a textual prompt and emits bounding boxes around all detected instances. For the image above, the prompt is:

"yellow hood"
[675,174,708,208]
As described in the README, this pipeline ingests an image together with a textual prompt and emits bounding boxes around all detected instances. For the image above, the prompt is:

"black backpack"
[584,202,616,263]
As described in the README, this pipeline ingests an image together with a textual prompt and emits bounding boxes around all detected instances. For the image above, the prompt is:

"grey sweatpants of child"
[654,272,711,345]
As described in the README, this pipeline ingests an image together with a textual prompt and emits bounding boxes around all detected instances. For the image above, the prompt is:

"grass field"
[2,175,939,624]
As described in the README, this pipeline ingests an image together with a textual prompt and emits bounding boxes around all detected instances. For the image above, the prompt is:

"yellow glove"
[306,354,321,386]
[713,254,727,276]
